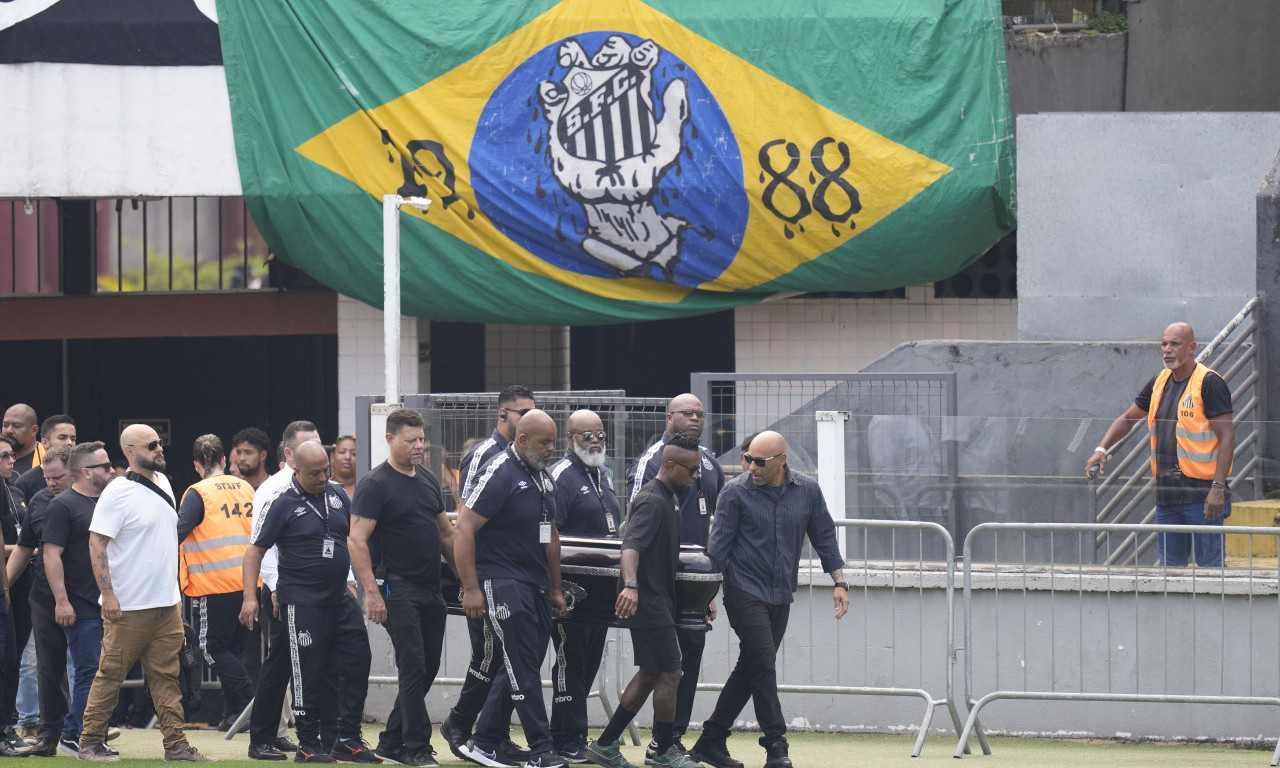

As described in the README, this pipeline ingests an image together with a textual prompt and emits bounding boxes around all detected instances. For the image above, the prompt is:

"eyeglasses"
[128,440,163,451]
[573,431,607,443]
[742,452,782,467]
[671,409,705,419]
[504,407,533,417]
[670,460,701,476]
[84,462,113,471]
[0,453,12,461]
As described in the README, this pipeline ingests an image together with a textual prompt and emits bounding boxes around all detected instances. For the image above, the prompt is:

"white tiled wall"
[484,324,570,391]
[337,294,422,436]
[734,285,1018,373]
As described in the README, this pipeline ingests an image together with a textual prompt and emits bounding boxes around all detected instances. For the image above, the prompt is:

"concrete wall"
[1016,112,1280,342]
[1004,32,1125,117]
[1125,0,1280,112]
[363,571,1280,744]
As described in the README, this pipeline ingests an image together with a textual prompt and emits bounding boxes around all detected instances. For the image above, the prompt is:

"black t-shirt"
[625,435,724,547]
[41,488,100,619]
[353,461,446,585]
[1,482,24,545]
[253,480,352,606]
[1135,368,1232,504]
[621,478,681,629]
[13,465,45,508]
[464,446,552,589]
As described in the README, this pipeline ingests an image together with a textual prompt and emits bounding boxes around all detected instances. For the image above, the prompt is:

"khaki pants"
[80,604,188,750]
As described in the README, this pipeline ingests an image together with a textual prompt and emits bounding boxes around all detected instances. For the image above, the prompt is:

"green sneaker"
[651,745,701,768]
[585,740,637,768]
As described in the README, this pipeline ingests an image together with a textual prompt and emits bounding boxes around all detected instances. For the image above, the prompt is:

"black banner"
[0,0,221,65]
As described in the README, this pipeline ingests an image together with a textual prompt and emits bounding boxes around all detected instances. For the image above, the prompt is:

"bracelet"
[833,582,848,590]
[1094,446,1108,455]
[1211,481,1230,494]
[623,581,638,589]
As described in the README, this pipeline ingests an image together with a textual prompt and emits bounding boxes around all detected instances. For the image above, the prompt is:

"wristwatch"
[833,582,848,590]
[623,581,638,589]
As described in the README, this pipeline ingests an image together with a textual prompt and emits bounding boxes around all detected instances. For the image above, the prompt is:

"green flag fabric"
[217,0,1015,324]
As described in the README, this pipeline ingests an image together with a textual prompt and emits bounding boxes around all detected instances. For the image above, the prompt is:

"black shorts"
[629,625,682,674]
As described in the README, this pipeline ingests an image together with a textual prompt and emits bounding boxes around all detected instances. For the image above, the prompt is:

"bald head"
[1161,322,1198,376]
[515,409,558,471]
[746,430,788,486]
[665,393,706,439]
[293,440,331,495]
[2,404,38,455]
[566,409,602,434]
[120,423,166,475]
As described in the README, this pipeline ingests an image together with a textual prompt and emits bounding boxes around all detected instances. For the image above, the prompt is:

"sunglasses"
[670,460,701,476]
[129,440,163,451]
[671,409,706,419]
[573,431,607,443]
[742,452,782,467]
[84,462,114,471]
[505,407,533,417]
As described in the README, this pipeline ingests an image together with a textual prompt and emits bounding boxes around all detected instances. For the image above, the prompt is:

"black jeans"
[701,586,790,747]
[549,621,607,748]
[377,579,447,753]
[30,598,70,742]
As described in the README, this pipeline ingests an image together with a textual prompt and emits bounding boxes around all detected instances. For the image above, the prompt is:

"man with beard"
[36,442,114,757]
[625,394,724,763]
[231,428,272,491]
[587,435,704,768]
[348,408,454,766]
[454,410,568,768]
[440,385,536,764]
[547,410,622,762]
[1,404,41,476]
[77,425,214,762]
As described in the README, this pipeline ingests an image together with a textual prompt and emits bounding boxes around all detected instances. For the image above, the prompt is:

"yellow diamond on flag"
[296,0,951,299]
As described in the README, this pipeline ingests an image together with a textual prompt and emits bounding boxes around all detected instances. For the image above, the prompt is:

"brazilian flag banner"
[218,0,1015,325]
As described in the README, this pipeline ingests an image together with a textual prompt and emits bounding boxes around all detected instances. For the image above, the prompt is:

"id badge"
[698,496,708,516]
[604,512,616,535]
[322,537,335,559]
[539,521,552,544]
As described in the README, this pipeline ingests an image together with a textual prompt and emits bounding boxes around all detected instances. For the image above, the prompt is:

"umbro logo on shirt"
[580,485,590,494]
[294,507,307,517]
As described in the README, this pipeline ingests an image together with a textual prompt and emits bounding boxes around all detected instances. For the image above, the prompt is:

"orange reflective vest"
[1147,363,1231,481]
[179,475,256,596]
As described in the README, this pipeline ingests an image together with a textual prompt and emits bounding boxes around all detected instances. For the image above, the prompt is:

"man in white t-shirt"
[75,424,215,763]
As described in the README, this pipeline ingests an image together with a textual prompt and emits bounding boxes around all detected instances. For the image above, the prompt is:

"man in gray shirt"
[691,431,848,768]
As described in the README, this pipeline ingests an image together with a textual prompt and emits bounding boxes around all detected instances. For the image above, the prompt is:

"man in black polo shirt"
[241,441,377,765]
[441,385,536,763]
[548,409,622,762]
[454,410,567,768]
[625,394,724,761]
[349,408,454,767]
[587,435,702,768]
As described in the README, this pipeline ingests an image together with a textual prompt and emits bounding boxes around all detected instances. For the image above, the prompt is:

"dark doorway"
[0,334,337,493]
[570,310,735,397]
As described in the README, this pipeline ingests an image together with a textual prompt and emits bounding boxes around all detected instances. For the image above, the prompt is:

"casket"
[441,536,722,632]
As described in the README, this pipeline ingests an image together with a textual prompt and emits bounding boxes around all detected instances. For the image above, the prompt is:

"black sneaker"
[438,719,469,762]
[331,738,382,764]
[687,740,741,768]
[557,742,588,764]
[249,743,289,761]
[295,742,337,764]
[526,751,569,768]
[373,743,404,765]
[58,737,80,757]
[398,747,438,767]
[458,739,518,768]
[761,738,790,768]
[498,738,531,763]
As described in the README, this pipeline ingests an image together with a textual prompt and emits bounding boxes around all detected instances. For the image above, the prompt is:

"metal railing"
[1091,297,1265,564]
[956,521,1280,765]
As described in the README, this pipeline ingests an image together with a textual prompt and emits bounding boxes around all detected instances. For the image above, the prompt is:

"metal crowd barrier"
[955,521,1280,765]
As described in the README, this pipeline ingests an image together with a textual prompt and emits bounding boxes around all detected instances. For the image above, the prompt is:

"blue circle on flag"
[471,31,747,287]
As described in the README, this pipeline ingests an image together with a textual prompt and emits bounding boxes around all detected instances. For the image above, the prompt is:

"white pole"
[815,410,851,559]
[382,194,402,407]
